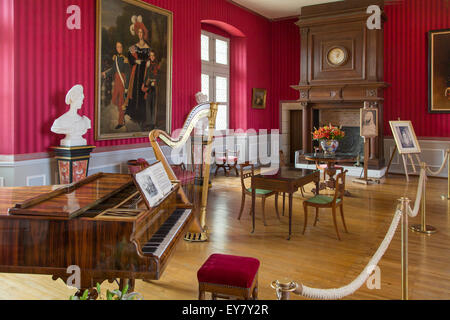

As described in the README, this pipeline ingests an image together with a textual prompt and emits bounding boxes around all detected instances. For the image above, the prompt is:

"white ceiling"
[232,0,344,20]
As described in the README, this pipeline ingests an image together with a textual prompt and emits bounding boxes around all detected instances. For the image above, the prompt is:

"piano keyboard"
[142,208,192,259]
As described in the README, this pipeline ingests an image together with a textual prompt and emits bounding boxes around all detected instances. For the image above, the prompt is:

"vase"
[320,140,339,154]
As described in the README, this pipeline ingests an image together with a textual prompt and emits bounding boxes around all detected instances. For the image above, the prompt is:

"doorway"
[289,110,303,163]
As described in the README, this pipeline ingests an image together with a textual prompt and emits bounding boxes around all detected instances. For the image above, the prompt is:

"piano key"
[142,209,191,258]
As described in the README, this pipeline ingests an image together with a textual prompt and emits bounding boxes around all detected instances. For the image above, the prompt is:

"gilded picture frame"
[360,108,378,138]
[252,88,267,109]
[389,120,421,154]
[95,0,173,140]
[428,29,450,113]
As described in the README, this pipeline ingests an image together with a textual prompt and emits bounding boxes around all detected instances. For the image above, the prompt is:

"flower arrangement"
[312,124,345,141]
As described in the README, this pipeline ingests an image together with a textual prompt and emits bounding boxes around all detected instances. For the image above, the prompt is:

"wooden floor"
[0,173,449,300]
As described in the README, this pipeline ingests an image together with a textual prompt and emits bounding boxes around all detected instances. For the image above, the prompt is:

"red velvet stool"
[197,253,260,300]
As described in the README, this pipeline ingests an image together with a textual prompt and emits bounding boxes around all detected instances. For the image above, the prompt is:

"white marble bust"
[51,85,91,147]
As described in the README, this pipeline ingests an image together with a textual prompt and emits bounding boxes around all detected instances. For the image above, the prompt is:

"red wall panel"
[10,0,272,155]
[6,0,448,156]
[270,18,300,129]
[383,0,449,137]
[0,0,15,155]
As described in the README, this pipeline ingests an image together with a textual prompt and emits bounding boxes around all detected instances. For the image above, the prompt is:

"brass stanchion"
[399,197,410,300]
[441,150,450,200]
[410,163,437,234]
[271,280,299,300]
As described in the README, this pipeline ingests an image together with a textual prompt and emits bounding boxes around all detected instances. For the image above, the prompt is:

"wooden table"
[251,167,320,240]
[304,152,357,194]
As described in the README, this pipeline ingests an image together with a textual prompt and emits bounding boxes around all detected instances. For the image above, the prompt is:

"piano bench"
[197,253,260,300]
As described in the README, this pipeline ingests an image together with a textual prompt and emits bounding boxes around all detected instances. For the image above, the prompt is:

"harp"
[149,102,218,242]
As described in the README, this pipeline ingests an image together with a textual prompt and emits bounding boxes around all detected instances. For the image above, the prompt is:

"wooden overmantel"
[292,0,389,168]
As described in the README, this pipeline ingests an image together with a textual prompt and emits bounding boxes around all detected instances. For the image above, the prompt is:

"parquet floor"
[0,173,448,300]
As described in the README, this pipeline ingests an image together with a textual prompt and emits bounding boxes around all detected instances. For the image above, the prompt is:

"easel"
[353,137,380,185]
[353,103,380,185]
[386,146,422,183]
[386,118,421,183]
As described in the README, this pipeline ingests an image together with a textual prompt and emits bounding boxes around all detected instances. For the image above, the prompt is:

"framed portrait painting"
[360,108,378,138]
[389,121,421,154]
[428,29,450,113]
[252,88,267,109]
[95,0,173,140]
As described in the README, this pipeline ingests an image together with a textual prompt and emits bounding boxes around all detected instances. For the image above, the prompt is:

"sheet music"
[149,162,173,196]
[133,161,173,208]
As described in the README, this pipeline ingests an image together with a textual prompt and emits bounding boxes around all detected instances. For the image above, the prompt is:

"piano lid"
[8,173,133,219]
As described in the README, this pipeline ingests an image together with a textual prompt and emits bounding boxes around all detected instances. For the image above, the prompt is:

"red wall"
[4,0,449,156]
[8,0,273,155]
[384,0,450,137]
[0,0,15,155]
[270,18,301,128]
[269,1,450,138]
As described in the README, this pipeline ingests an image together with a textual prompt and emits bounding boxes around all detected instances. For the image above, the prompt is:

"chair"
[302,170,349,240]
[127,158,149,174]
[197,253,259,300]
[215,149,239,177]
[279,150,305,216]
[237,162,280,226]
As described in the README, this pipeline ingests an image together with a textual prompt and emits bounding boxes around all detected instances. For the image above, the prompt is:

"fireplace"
[291,0,388,169]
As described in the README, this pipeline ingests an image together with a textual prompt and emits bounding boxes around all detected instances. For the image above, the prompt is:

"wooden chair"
[279,150,305,216]
[302,170,349,240]
[237,162,280,226]
[215,149,239,177]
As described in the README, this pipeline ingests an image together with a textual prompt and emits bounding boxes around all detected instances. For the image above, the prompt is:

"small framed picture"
[252,88,267,109]
[389,121,421,154]
[360,108,378,138]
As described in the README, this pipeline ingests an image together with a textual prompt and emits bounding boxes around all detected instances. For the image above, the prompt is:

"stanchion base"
[409,224,437,234]
[184,231,208,242]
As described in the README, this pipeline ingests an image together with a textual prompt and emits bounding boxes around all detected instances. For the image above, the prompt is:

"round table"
[304,152,357,195]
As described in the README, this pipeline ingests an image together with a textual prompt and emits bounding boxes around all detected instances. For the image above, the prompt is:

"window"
[201,30,230,131]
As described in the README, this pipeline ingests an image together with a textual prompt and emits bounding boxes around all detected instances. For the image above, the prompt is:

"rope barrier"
[298,209,402,300]
[425,150,449,176]
[407,168,426,218]
[273,168,428,300]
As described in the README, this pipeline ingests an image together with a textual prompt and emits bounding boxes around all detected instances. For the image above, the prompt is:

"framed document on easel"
[388,120,422,182]
[353,103,380,185]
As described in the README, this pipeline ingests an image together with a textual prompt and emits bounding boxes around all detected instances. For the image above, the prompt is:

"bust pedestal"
[52,146,96,184]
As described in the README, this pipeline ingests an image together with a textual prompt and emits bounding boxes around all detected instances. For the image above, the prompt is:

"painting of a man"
[102,42,130,129]
[96,0,172,140]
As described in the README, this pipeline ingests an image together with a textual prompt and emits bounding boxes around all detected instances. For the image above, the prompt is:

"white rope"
[300,209,402,300]
[289,168,426,300]
[407,167,426,218]
[425,151,449,176]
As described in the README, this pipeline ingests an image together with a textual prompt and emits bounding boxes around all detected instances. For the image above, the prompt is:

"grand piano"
[0,102,218,298]
[0,173,193,298]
